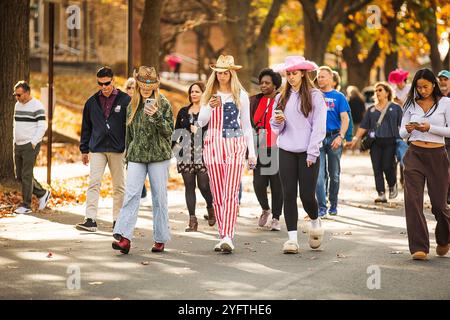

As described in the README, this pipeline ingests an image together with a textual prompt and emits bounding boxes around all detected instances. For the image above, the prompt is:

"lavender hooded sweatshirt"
[270,88,327,163]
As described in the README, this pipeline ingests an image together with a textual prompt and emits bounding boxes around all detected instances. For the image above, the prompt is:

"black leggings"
[253,166,283,219]
[370,138,397,193]
[279,148,320,231]
[182,172,213,216]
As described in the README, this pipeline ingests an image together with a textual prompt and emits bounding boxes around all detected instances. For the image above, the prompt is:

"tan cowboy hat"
[133,66,160,89]
[210,55,242,72]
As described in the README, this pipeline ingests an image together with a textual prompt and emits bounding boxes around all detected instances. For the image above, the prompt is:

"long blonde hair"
[201,69,245,108]
[127,83,161,126]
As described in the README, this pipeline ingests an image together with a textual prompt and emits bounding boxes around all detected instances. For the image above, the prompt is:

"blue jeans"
[113,160,171,243]
[396,138,408,166]
[316,134,343,210]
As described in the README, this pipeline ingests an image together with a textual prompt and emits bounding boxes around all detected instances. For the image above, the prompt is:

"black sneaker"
[75,218,97,232]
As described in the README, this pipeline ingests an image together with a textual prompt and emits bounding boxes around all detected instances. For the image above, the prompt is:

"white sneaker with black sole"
[38,190,51,210]
[75,218,98,232]
[219,236,234,253]
[14,206,32,214]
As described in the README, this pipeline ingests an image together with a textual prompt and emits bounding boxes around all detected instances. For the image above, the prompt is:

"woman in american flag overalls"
[198,55,257,253]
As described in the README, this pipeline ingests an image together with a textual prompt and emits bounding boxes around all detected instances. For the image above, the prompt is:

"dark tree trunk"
[248,0,285,81]
[299,0,372,66]
[342,31,381,89]
[425,0,442,74]
[140,0,163,71]
[384,0,405,79]
[224,0,251,89]
[0,0,30,181]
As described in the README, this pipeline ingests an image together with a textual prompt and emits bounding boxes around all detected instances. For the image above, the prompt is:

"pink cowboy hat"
[272,56,318,73]
[388,68,409,84]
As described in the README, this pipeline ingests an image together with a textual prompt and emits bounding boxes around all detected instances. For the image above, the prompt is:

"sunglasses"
[126,86,133,90]
[98,80,112,87]
[376,88,384,92]
[13,93,21,97]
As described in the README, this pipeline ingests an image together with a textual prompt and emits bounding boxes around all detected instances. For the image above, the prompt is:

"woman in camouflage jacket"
[112,66,174,254]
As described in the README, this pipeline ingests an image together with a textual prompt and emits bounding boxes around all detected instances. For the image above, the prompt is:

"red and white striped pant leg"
[204,144,225,234]
[221,136,247,238]
[203,106,227,236]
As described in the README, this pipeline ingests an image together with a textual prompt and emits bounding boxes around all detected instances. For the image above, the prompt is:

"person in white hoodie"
[13,81,50,214]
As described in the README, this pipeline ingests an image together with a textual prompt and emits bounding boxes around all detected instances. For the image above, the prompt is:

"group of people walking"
[11,53,450,260]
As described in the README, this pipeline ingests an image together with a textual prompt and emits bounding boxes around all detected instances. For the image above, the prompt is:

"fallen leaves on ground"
[36,143,82,167]
[0,191,23,217]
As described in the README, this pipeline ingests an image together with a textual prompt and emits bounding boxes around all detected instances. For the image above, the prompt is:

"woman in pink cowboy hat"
[270,56,327,254]
[198,54,257,253]
[388,68,411,107]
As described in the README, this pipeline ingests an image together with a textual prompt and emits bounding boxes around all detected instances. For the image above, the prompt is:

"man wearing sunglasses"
[76,66,131,232]
[12,81,51,214]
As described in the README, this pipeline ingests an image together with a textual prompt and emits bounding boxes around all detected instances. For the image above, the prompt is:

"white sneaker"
[219,237,234,253]
[38,190,51,210]
[282,239,299,254]
[14,206,32,214]
[269,218,281,231]
[214,242,222,252]
[308,219,324,249]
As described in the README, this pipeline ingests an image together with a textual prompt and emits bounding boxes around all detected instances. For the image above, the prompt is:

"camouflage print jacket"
[125,94,174,163]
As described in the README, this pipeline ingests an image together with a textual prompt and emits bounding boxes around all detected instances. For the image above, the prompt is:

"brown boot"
[185,216,198,232]
[207,207,216,226]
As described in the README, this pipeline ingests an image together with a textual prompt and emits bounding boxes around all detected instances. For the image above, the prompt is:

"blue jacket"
[80,89,131,154]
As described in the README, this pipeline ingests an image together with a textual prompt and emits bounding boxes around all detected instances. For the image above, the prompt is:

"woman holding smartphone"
[198,55,257,253]
[270,56,327,254]
[112,66,174,254]
[399,68,450,260]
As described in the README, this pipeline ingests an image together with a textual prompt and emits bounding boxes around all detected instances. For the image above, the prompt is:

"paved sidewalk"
[1,153,448,299]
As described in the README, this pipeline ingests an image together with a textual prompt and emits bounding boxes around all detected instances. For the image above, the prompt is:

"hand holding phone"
[405,121,419,133]
[144,98,157,116]
[209,94,221,108]
[274,109,285,124]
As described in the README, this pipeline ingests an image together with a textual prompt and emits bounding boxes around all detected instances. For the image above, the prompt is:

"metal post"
[47,1,55,185]
[83,0,88,61]
[127,0,133,77]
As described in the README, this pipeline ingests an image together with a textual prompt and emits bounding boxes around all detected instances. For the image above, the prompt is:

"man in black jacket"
[76,67,131,232]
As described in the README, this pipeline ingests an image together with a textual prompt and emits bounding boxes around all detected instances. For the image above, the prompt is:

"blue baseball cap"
[438,70,450,79]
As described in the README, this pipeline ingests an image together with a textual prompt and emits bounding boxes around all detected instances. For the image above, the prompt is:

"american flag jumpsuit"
[203,94,249,239]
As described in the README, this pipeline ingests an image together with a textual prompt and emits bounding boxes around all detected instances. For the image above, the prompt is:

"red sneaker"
[151,242,165,252]
[112,236,131,254]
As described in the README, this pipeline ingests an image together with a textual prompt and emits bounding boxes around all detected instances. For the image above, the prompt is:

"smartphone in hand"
[145,98,156,107]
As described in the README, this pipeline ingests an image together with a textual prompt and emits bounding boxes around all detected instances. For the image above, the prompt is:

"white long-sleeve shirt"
[400,97,450,143]
[198,90,256,158]
[13,97,47,146]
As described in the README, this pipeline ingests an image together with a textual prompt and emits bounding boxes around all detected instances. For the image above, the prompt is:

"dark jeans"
[14,142,46,207]
[369,137,397,193]
[279,148,320,231]
[182,172,213,216]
